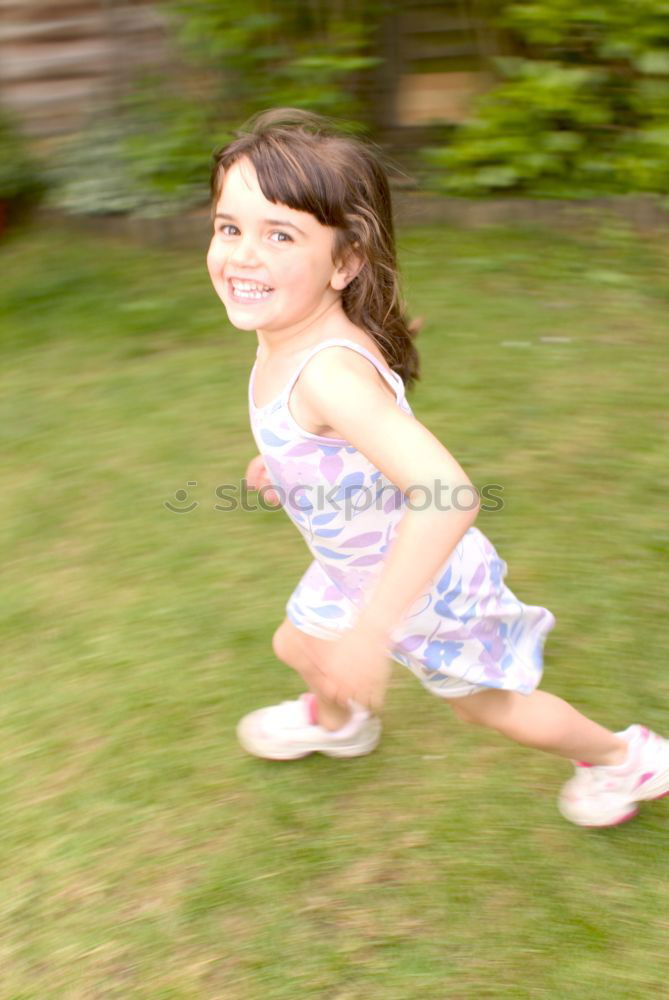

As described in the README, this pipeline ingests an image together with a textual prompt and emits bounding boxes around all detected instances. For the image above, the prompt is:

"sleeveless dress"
[249,338,555,698]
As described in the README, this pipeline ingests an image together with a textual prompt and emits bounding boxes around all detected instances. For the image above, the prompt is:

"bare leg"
[450,688,627,766]
[271,619,351,731]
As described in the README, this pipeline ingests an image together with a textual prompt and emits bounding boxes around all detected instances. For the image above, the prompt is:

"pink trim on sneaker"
[585,807,640,828]
[301,692,319,726]
[236,696,382,760]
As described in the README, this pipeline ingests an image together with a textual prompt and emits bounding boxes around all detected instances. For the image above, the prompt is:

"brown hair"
[211,108,420,388]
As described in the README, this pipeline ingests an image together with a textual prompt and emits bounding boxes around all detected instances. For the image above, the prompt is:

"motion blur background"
[2,3,669,998]
[3,0,669,223]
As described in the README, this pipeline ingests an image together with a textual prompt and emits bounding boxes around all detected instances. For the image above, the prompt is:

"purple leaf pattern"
[319,454,344,484]
[285,442,321,457]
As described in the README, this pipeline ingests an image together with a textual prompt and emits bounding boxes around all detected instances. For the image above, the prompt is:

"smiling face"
[207,157,352,339]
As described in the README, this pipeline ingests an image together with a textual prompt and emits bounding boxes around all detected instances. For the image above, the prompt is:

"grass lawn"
[1,216,668,999]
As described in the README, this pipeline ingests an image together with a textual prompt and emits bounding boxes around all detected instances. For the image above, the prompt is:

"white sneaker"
[236,693,382,761]
[558,724,669,827]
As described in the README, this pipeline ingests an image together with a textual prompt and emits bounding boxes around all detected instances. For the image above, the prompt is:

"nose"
[229,233,262,267]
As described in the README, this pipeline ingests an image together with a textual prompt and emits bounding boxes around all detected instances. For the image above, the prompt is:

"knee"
[271,620,298,664]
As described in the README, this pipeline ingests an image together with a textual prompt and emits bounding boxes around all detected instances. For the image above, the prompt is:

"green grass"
[1,217,668,998]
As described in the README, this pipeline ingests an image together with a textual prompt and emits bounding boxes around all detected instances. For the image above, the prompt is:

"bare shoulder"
[289,338,398,437]
[297,340,395,400]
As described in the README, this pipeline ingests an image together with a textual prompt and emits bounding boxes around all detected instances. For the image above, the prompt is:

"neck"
[255,295,346,359]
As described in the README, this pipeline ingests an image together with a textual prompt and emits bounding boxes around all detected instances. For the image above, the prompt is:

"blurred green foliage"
[166,1,378,120]
[0,109,45,222]
[49,98,220,217]
[425,0,669,197]
[50,1,379,216]
[48,0,669,211]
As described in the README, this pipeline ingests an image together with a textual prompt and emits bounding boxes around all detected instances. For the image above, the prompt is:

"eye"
[270,231,293,243]
[218,223,239,236]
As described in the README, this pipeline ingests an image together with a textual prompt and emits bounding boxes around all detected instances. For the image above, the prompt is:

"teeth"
[230,279,272,296]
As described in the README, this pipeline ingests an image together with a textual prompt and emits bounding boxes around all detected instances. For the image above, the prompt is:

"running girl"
[206,109,669,827]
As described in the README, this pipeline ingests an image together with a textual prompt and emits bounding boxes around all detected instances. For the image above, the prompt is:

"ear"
[330,243,364,291]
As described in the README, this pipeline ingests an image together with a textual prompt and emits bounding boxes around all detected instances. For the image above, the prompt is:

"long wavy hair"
[210,108,420,388]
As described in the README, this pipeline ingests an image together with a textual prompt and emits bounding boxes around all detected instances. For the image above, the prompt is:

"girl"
[206,108,669,827]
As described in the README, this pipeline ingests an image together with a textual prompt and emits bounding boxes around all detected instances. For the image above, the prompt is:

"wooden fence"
[0,0,169,140]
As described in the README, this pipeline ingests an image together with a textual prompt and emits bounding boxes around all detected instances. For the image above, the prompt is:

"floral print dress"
[249,338,555,698]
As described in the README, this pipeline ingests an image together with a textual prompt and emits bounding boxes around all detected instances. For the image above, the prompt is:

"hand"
[245,454,280,506]
[313,623,391,714]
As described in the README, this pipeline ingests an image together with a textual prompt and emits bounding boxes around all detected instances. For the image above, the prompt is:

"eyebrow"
[214,212,306,236]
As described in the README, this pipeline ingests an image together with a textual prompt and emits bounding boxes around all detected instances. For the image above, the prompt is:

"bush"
[425,0,669,198]
[0,110,45,224]
[47,106,223,218]
[49,1,379,217]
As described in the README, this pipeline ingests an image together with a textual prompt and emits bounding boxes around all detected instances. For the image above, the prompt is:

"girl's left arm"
[296,349,480,709]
